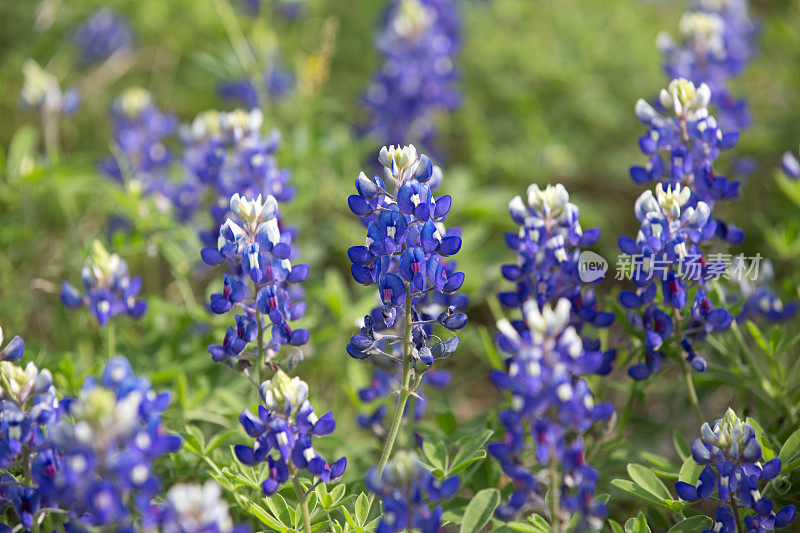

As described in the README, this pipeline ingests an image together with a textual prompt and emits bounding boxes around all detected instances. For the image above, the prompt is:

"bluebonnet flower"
[37,357,181,531]
[202,193,308,371]
[233,370,346,496]
[488,299,613,528]
[675,409,796,532]
[781,145,800,180]
[156,481,249,532]
[500,183,615,372]
[0,330,64,531]
[20,59,80,116]
[346,145,465,449]
[488,183,615,526]
[363,0,461,149]
[657,0,756,130]
[365,450,458,533]
[621,79,741,380]
[631,79,741,217]
[218,63,295,108]
[180,109,294,244]
[100,87,177,205]
[347,145,465,361]
[73,8,133,68]
[60,240,147,327]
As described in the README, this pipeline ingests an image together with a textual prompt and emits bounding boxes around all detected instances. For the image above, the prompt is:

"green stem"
[292,476,312,533]
[367,280,414,511]
[681,358,703,422]
[106,322,116,359]
[549,459,561,533]
[672,308,703,422]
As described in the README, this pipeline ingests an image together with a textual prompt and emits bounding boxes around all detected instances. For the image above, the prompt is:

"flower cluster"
[501,183,615,346]
[675,409,796,532]
[0,331,63,531]
[488,182,615,525]
[488,299,614,527]
[36,357,181,530]
[73,8,133,68]
[61,239,147,327]
[346,145,466,432]
[156,481,249,533]
[20,59,80,116]
[180,109,293,244]
[99,87,177,205]
[233,370,346,496]
[365,450,458,533]
[363,0,461,149]
[657,0,756,130]
[202,193,308,367]
[620,79,741,380]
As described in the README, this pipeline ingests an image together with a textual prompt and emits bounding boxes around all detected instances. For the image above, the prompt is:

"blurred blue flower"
[658,0,756,130]
[365,450,458,533]
[362,0,461,150]
[73,8,133,68]
[489,299,613,528]
[60,240,147,327]
[99,87,177,206]
[37,357,181,530]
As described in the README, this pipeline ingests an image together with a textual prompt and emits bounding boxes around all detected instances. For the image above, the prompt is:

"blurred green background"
[1,0,800,527]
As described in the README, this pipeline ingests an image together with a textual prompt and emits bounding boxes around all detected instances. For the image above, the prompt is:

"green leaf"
[779,428,800,468]
[678,456,702,485]
[667,516,713,532]
[355,492,369,525]
[625,512,651,533]
[249,503,287,531]
[610,479,670,509]
[6,125,38,182]
[437,412,458,435]
[499,522,541,532]
[627,463,672,500]
[448,452,486,476]
[526,514,550,532]
[673,430,690,462]
[746,321,770,355]
[609,520,625,533]
[330,483,347,505]
[206,430,235,454]
[422,435,449,473]
[459,488,500,533]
